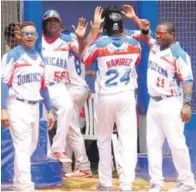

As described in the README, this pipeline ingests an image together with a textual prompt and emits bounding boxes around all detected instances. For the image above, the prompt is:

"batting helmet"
[102,5,124,36]
[42,10,61,22]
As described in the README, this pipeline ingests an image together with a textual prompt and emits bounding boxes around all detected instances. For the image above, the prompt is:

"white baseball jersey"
[1,45,46,101]
[147,39,193,97]
[83,35,141,94]
[42,32,87,87]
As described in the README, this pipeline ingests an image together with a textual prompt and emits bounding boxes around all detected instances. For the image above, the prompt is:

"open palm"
[122,5,136,20]
[72,17,88,39]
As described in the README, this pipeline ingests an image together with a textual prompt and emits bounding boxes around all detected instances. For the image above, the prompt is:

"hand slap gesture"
[122,5,136,20]
[72,17,88,40]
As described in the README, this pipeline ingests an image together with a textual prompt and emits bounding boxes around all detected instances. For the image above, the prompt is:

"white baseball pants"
[147,96,194,186]
[8,99,39,191]
[48,82,73,152]
[63,85,91,173]
[96,90,137,190]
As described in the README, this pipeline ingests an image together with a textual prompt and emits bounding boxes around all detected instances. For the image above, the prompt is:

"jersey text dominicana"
[147,39,193,97]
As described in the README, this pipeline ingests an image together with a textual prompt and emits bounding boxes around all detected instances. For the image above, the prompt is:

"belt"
[151,95,172,102]
[48,82,55,86]
[48,81,61,86]
[16,98,38,105]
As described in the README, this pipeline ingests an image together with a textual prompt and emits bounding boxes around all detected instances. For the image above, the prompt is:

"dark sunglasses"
[21,31,38,36]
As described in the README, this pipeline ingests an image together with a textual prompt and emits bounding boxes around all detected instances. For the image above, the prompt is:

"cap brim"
[44,16,61,22]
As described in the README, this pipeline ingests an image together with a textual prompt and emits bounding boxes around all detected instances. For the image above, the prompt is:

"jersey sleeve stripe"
[174,60,184,82]
[98,46,140,57]
[39,64,45,68]
[15,63,32,69]
[41,77,47,89]
[160,56,174,66]
[7,69,15,86]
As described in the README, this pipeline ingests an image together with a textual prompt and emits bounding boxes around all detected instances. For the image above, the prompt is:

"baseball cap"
[42,10,61,22]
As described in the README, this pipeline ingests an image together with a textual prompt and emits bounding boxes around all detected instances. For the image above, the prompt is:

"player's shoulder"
[60,31,76,42]
[6,45,25,63]
[124,29,140,36]
[124,35,140,46]
[170,42,188,62]
[94,35,112,48]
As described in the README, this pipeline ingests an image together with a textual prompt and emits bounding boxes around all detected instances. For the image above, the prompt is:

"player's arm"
[40,73,55,130]
[85,70,96,77]
[72,17,88,55]
[122,5,152,44]
[135,42,142,66]
[175,54,193,123]
[82,42,98,67]
[1,53,15,128]
[86,6,104,45]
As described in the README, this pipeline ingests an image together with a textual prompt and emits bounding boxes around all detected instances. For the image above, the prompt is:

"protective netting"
[1,0,22,56]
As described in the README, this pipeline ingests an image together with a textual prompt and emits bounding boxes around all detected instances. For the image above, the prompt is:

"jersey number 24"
[105,69,132,87]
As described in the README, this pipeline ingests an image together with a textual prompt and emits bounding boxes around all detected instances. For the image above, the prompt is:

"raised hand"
[140,19,151,31]
[93,6,104,26]
[89,6,104,36]
[72,17,88,40]
[122,5,137,20]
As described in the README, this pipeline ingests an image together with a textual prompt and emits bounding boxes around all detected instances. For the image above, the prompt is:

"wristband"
[183,92,192,106]
[141,29,149,35]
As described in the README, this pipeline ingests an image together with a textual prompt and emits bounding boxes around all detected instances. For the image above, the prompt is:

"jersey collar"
[43,32,60,44]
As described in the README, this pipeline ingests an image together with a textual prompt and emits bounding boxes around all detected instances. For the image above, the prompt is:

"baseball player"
[42,10,76,164]
[1,21,55,192]
[61,19,92,177]
[82,6,141,191]
[144,22,195,192]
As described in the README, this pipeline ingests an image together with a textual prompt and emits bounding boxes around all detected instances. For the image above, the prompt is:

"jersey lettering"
[105,69,132,87]
[106,58,132,69]
[44,56,67,69]
[18,73,42,85]
[149,60,168,77]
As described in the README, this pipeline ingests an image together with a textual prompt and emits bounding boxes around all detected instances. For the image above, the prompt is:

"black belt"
[48,82,55,86]
[48,81,60,86]
[151,95,172,102]
[16,98,38,105]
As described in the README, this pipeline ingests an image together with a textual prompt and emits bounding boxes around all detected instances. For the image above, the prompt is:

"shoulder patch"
[96,36,112,48]
[170,43,187,63]
[125,36,140,46]
[60,32,73,42]
[6,46,25,63]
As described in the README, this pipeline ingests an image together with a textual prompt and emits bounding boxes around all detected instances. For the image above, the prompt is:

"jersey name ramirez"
[106,58,132,68]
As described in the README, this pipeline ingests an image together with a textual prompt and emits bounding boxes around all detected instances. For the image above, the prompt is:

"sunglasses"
[21,31,38,36]
[155,31,170,38]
